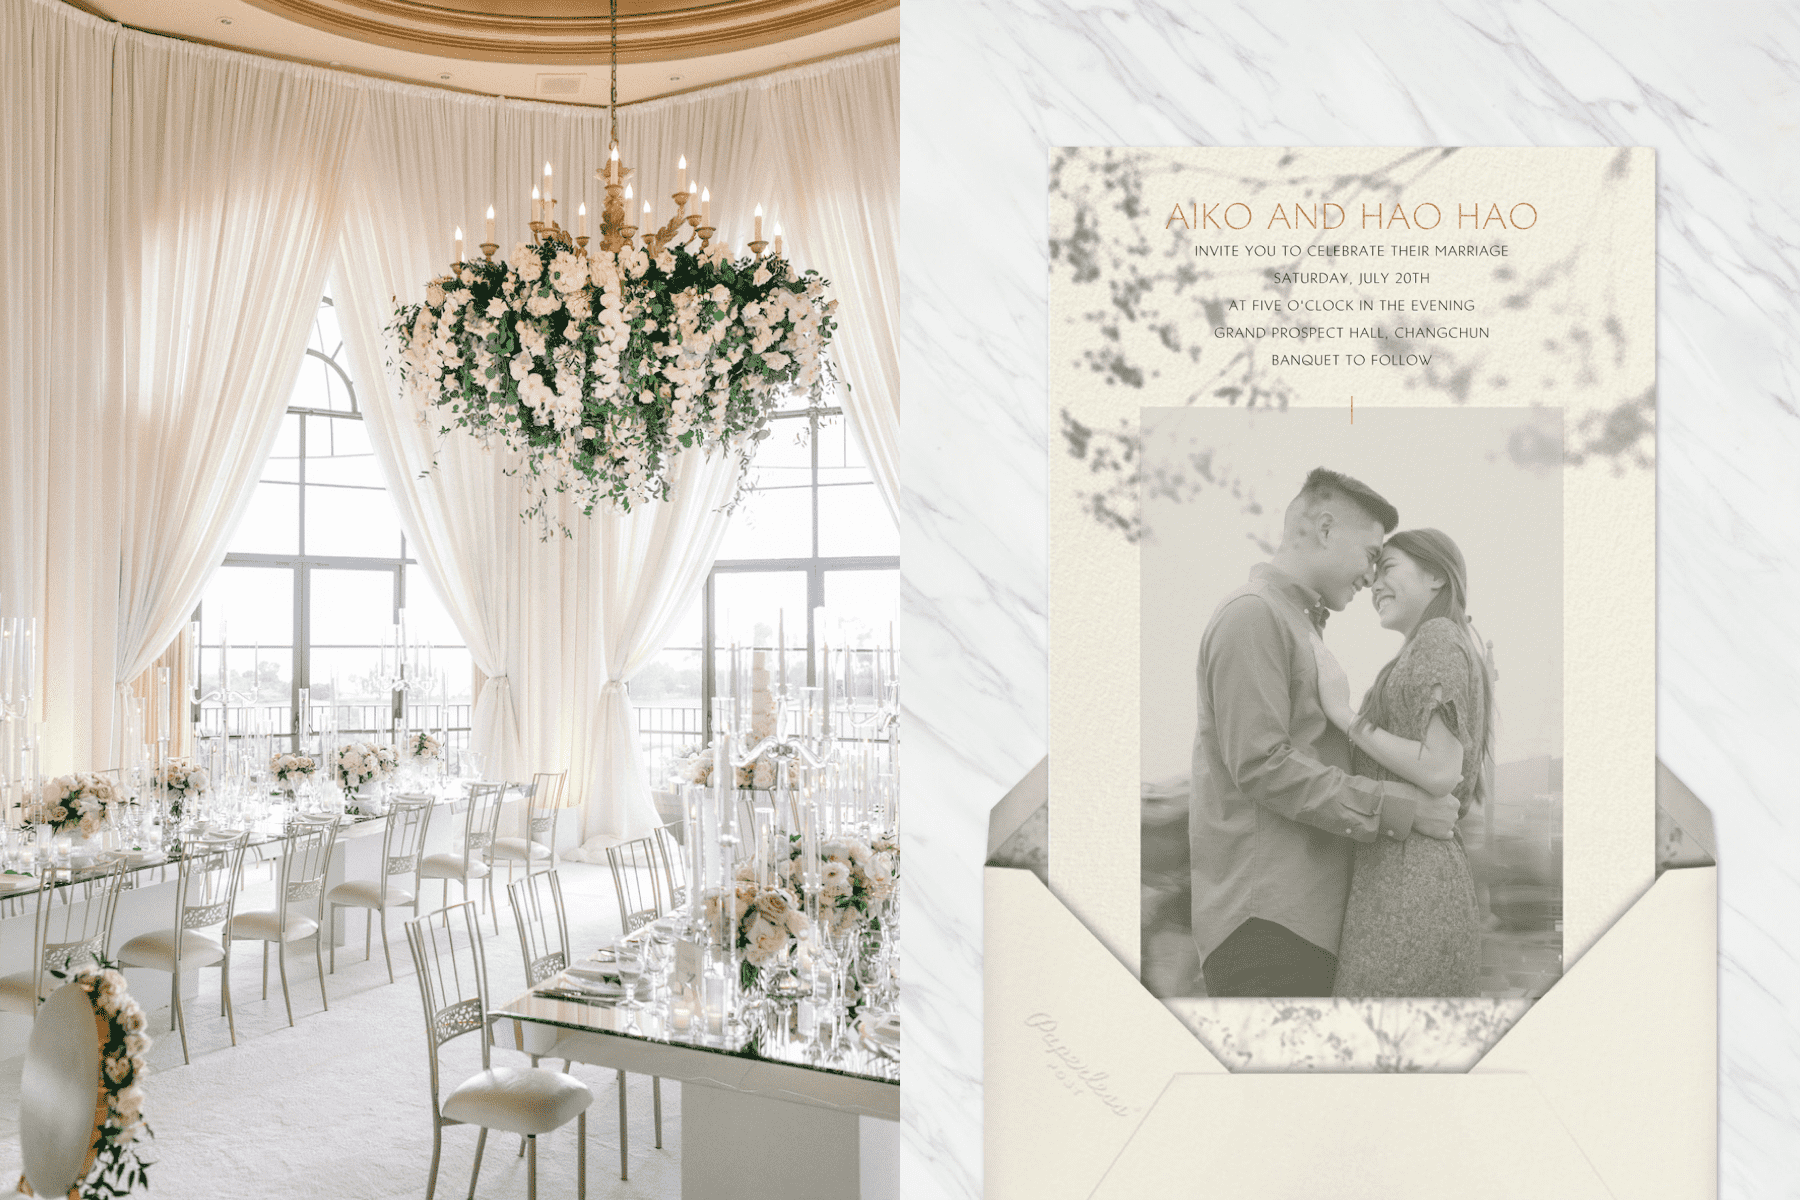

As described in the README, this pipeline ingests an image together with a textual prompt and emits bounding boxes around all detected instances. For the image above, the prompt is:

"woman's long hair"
[1356,528,1496,809]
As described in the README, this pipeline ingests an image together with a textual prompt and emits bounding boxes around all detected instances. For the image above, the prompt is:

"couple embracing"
[1190,467,1494,998]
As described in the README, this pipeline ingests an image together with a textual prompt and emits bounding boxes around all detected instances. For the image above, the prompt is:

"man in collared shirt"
[1190,467,1462,997]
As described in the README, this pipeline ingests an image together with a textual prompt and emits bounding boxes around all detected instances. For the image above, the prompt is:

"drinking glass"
[613,937,647,1013]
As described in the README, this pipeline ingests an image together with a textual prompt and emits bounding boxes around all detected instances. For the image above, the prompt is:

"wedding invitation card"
[987,147,1713,1197]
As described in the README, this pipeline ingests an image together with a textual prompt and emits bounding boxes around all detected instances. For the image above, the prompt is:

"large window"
[195,295,472,753]
[636,407,898,777]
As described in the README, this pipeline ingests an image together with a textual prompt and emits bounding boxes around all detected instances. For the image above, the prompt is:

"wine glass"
[613,936,646,1013]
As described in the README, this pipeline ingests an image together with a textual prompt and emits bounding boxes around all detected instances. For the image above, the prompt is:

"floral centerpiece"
[50,959,154,1197]
[391,237,838,532]
[333,740,398,791]
[26,773,121,838]
[407,732,443,761]
[706,873,813,989]
[669,744,776,791]
[269,753,317,790]
[794,835,898,937]
[152,759,208,823]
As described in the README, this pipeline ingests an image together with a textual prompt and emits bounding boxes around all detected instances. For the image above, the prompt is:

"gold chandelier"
[455,0,782,270]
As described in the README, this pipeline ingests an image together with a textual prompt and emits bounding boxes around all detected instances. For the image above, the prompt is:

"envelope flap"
[1474,866,1716,1199]
[986,866,1225,1200]
[1093,1074,1615,1200]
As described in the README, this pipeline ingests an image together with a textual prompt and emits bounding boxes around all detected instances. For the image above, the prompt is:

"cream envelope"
[985,761,1716,1200]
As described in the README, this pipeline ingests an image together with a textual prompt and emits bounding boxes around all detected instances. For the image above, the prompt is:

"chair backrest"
[526,771,566,837]
[507,870,570,986]
[458,782,506,867]
[380,796,436,888]
[604,836,665,933]
[30,860,128,1005]
[404,902,490,1110]
[175,832,250,941]
[277,818,340,925]
[652,823,688,912]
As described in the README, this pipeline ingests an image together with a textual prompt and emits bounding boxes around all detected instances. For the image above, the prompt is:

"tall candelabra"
[0,604,40,827]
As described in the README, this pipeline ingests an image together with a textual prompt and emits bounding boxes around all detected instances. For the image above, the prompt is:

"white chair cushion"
[485,837,552,863]
[419,853,491,882]
[440,1066,592,1135]
[326,880,413,910]
[0,971,40,1014]
[227,910,320,943]
[118,929,226,971]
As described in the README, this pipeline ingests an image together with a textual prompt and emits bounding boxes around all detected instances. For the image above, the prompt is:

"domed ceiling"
[240,0,894,64]
[73,0,897,103]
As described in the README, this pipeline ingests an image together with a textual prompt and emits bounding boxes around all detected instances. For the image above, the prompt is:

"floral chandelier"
[392,0,838,532]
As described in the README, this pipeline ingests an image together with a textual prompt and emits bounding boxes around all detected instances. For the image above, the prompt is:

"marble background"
[898,3,1800,1198]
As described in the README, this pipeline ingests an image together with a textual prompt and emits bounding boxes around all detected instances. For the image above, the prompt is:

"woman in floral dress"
[1312,528,1495,997]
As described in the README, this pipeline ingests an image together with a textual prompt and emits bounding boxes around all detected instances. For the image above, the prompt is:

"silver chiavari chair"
[0,859,128,1016]
[117,832,251,1064]
[407,901,591,1200]
[225,816,339,1024]
[507,869,663,1179]
[484,771,567,889]
[419,781,507,933]
[326,795,434,983]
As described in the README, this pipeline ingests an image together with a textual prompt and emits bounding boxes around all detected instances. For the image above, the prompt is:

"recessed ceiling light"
[668,75,682,82]
[439,73,452,80]
[218,16,233,24]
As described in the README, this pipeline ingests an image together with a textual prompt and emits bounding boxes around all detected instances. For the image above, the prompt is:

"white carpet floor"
[1,860,682,1200]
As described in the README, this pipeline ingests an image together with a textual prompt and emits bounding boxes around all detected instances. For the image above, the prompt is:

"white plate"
[565,965,621,985]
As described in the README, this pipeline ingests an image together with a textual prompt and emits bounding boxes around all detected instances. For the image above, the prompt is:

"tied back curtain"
[334,85,744,840]
[2,0,362,770]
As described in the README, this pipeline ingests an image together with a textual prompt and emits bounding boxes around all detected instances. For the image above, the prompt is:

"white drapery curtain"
[334,86,745,840]
[753,49,900,520]
[0,0,115,772]
[4,0,895,834]
[110,36,364,760]
[2,0,361,770]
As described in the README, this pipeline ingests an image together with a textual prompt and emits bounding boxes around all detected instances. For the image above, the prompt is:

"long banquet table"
[494,949,899,1200]
[0,782,482,1058]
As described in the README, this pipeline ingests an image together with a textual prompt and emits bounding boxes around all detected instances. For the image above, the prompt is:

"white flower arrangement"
[54,960,153,1197]
[26,773,121,838]
[408,732,443,761]
[704,875,814,988]
[154,758,209,798]
[391,238,839,533]
[779,835,898,938]
[668,743,778,791]
[269,753,318,784]
[334,740,399,790]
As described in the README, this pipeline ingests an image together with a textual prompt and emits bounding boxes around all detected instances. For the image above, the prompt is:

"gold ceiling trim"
[238,0,898,64]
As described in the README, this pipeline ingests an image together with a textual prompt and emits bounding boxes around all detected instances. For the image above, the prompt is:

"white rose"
[486,297,507,317]
[821,861,851,891]
[114,1085,145,1123]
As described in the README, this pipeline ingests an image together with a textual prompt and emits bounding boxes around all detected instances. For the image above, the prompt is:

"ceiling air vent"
[536,74,586,96]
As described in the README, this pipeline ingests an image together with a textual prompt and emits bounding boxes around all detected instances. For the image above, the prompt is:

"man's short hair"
[1292,467,1399,533]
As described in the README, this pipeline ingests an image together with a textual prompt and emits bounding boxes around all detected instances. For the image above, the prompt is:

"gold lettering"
[1458,203,1480,229]
[1323,203,1344,230]
[1267,204,1293,230]
[1224,203,1252,229]
[1386,203,1411,230]
[1509,202,1538,229]
[1201,203,1220,230]
[1482,202,1506,229]
[1412,202,1442,230]
[1166,203,1193,230]
[1362,203,1385,230]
